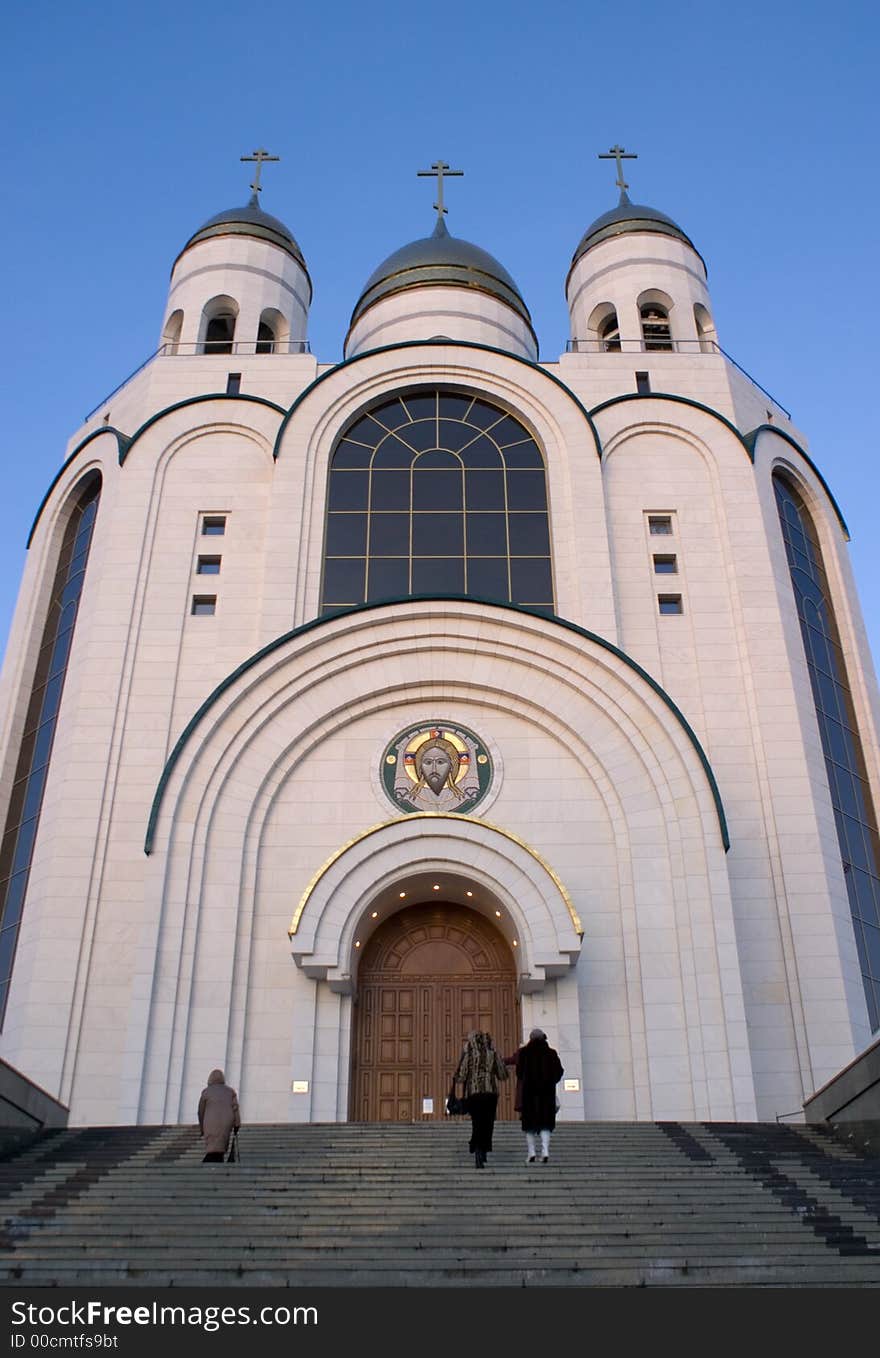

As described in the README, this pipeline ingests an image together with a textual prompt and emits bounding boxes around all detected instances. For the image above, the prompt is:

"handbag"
[446,1082,468,1116]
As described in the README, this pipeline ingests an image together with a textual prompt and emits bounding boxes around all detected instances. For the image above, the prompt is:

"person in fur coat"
[197,1069,241,1163]
[453,1031,509,1168]
[516,1029,563,1163]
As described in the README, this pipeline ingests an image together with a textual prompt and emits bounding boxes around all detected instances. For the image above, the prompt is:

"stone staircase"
[0,1120,878,1286]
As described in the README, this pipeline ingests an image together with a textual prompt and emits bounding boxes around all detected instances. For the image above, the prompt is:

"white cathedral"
[1,150,878,1130]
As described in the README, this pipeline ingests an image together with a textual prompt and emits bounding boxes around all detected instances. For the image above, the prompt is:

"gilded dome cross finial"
[417,160,464,221]
[598,144,638,193]
[240,147,280,197]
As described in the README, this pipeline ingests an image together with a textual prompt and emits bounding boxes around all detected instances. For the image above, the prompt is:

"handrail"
[84,347,162,421]
[85,333,788,427]
[84,339,312,422]
[566,337,718,353]
[716,343,791,418]
[158,339,312,356]
[565,337,790,417]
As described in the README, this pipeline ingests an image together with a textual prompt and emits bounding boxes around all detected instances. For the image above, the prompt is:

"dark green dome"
[350,217,533,332]
[569,191,703,276]
[175,194,310,287]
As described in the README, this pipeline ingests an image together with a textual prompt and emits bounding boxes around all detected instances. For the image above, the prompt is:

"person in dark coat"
[516,1028,563,1163]
[197,1068,240,1162]
[453,1031,509,1168]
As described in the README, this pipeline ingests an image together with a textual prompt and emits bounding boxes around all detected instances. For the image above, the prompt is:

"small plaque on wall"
[422,1098,434,1114]
[563,1079,580,1092]
[292,1080,309,1093]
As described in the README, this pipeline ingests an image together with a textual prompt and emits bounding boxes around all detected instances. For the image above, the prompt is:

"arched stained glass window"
[321,389,554,615]
[774,473,880,1031]
[0,474,101,1028]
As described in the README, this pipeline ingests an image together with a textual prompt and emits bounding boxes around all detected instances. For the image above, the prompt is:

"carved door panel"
[351,903,519,1122]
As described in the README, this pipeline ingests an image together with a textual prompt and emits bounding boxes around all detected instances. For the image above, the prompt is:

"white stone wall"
[138,603,751,1127]
[345,285,537,361]
[594,402,877,1110]
[0,216,877,1128]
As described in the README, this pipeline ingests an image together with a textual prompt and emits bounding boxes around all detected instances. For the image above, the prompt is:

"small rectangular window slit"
[196,556,221,575]
[226,373,241,395]
[658,594,683,615]
[653,554,677,574]
[647,515,673,535]
[191,595,217,616]
[202,516,226,536]
[636,371,651,394]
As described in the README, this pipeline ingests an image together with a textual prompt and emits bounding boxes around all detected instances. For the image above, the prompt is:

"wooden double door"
[350,902,519,1122]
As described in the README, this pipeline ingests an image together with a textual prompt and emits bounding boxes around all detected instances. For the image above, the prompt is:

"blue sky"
[1,1,879,679]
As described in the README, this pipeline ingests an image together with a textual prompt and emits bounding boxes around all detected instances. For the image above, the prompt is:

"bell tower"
[566,146,717,356]
[160,149,312,358]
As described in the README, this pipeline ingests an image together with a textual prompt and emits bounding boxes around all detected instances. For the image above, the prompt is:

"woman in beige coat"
[197,1069,240,1162]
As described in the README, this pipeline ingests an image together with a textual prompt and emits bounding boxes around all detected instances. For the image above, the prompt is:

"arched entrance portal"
[351,902,520,1122]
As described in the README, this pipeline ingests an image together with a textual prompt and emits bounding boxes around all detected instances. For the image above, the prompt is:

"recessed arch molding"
[272,338,603,459]
[288,813,583,995]
[144,596,729,855]
[27,394,287,547]
[589,394,849,538]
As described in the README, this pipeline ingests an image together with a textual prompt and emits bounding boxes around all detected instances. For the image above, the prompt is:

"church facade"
[1,157,878,1128]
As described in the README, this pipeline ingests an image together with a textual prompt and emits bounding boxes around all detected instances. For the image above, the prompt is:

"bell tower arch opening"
[349,875,520,1123]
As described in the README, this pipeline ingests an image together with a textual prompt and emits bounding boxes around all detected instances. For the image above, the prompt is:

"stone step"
[12,1200,877,1224]
[2,1260,879,1288]
[6,1227,863,1244]
[0,1120,877,1288]
[7,1180,877,1204]
[7,1235,876,1257]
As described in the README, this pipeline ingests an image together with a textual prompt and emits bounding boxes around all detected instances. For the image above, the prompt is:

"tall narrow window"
[204,314,235,354]
[588,303,621,354]
[200,296,238,355]
[598,312,621,352]
[257,307,289,356]
[322,389,554,616]
[255,321,276,355]
[694,303,717,354]
[774,474,880,1031]
[0,475,101,1027]
[161,309,183,356]
[640,303,673,352]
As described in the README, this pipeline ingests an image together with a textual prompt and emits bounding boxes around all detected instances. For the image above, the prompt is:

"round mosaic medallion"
[381,722,493,815]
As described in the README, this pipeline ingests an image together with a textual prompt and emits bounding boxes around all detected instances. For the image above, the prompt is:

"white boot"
[540,1129,551,1162]
[525,1133,537,1163]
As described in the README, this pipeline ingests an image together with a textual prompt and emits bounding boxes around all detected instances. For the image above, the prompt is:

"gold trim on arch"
[288,812,582,938]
